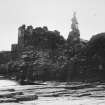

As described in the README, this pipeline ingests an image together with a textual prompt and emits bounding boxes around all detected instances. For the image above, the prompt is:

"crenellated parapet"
[17,25,50,49]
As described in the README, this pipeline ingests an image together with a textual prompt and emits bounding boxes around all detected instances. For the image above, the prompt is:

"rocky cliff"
[0,25,105,83]
[8,25,87,83]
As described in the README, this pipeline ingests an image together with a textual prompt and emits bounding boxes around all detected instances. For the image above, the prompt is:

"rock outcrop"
[0,13,105,82]
[0,51,11,74]
[9,25,67,82]
[1,26,105,82]
[8,22,89,83]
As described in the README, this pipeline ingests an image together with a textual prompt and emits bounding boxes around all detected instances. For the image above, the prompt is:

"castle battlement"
[11,24,65,54]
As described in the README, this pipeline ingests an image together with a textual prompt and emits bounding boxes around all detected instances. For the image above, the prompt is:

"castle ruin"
[11,12,81,55]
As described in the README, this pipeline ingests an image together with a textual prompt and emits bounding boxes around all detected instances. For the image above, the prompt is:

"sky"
[0,0,105,51]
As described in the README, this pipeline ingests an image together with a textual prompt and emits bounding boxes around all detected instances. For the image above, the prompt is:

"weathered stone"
[15,94,38,101]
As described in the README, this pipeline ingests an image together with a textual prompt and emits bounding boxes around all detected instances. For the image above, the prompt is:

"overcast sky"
[0,0,105,51]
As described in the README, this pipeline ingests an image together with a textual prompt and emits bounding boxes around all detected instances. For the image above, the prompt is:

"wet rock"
[65,84,95,90]
[0,91,38,103]
[15,94,38,101]
[0,92,23,98]
[77,93,91,97]
[7,89,15,92]
[0,98,17,103]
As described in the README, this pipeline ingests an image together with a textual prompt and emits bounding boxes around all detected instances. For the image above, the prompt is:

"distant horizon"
[0,0,105,51]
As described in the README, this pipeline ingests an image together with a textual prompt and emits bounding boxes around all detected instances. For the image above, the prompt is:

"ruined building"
[11,12,81,59]
[11,24,65,53]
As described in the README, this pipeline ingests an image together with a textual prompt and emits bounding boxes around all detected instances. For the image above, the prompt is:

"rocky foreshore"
[0,80,105,105]
[0,80,38,103]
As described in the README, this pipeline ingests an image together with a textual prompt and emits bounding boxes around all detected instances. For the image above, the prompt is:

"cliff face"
[0,51,11,74]
[10,48,66,81]
[9,25,68,82]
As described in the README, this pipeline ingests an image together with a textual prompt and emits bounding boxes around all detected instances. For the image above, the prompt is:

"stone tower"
[71,12,79,33]
[67,12,80,45]
[18,25,26,49]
